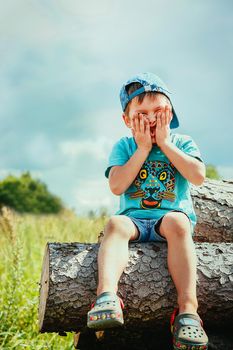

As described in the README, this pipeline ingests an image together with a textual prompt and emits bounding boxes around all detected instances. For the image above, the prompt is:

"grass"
[0,207,108,350]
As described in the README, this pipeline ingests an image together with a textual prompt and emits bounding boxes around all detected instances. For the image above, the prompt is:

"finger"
[131,116,136,132]
[155,109,161,120]
[139,113,145,133]
[160,110,166,127]
[132,115,138,132]
[146,119,153,143]
[156,112,162,128]
[132,111,139,119]
[165,106,170,125]
[134,115,140,132]
[145,118,150,135]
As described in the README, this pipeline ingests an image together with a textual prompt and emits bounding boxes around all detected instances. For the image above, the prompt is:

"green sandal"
[170,308,208,350]
[87,292,124,330]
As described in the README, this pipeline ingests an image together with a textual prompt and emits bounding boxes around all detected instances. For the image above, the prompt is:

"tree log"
[39,242,233,333]
[39,179,233,348]
[191,179,233,242]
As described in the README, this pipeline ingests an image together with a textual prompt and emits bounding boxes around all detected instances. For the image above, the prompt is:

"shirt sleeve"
[178,135,203,162]
[105,138,130,178]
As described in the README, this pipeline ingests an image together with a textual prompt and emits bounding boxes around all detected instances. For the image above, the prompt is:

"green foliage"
[206,164,221,180]
[0,207,108,349]
[0,172,63,214]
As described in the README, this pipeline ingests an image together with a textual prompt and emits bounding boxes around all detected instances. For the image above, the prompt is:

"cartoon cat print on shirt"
[128,160,176,209]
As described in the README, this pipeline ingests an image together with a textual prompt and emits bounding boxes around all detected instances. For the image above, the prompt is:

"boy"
[87,72,208,349]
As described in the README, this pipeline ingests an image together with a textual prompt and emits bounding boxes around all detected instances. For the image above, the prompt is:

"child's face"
[122,93,172,144]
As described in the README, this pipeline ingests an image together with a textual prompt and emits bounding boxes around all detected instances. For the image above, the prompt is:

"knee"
[104,215,131,240]
[162,212,191,239]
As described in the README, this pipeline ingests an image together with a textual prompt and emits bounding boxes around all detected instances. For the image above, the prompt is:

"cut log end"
[39,244,50,332]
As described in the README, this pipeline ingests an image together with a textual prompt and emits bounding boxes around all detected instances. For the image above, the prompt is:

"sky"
[0,0,233,215]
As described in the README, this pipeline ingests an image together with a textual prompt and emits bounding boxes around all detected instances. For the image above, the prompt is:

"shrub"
[206,164,221,180]
[0,172,63,214]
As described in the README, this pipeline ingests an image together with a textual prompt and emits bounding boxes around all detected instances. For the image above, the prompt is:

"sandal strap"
[91,292,124,310]
[170,307,179,330]
[170,309,204,333]
[175,313,202,326]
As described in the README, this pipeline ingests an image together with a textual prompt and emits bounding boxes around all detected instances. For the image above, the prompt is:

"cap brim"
[170,107,179,129]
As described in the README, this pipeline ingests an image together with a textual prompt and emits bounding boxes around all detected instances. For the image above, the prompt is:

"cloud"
[73,178,118,215]
[60,137,114,161]
[26,133,60,168]
[0,0,233,213]
[25,164,119,216]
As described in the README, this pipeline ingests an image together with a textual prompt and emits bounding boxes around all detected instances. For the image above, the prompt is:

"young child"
[87,72,208,349]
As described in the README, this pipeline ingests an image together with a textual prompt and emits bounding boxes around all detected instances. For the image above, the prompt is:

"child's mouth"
[150,129,156,143]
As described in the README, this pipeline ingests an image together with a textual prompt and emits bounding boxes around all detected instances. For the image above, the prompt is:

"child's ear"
[122,113,131,128]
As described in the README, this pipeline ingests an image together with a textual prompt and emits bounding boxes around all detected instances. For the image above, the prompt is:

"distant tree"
[99,206,109,218]
[87,209,96,219]
[206,164,221,180]
[0,172,63,214]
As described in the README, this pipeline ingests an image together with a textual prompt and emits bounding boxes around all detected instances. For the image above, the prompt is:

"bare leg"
[159,212,198,315]
[97,215,139,296]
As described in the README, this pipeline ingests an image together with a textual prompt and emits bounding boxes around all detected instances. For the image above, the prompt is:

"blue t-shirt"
[105,134,203,228]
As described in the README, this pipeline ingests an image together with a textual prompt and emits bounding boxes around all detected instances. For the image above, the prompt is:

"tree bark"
[39,242,233,333]
[191,179,233,242]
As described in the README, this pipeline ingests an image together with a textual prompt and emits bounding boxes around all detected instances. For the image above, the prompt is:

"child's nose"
[148,114,157,126]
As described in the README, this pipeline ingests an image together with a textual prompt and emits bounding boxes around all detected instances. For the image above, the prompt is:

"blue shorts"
[129,217,166,243]
[128,212,193,243]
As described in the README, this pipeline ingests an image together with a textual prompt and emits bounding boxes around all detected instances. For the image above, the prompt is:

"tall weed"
[0,208,108,349]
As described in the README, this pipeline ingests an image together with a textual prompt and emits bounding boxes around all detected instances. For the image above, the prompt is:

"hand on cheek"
[130,113,152,152]
[155,106,172,147]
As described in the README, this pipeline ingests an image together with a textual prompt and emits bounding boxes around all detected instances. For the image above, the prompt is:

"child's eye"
[138,113,147,117]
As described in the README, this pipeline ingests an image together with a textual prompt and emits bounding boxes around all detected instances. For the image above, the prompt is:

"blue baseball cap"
[119,72,179,129]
